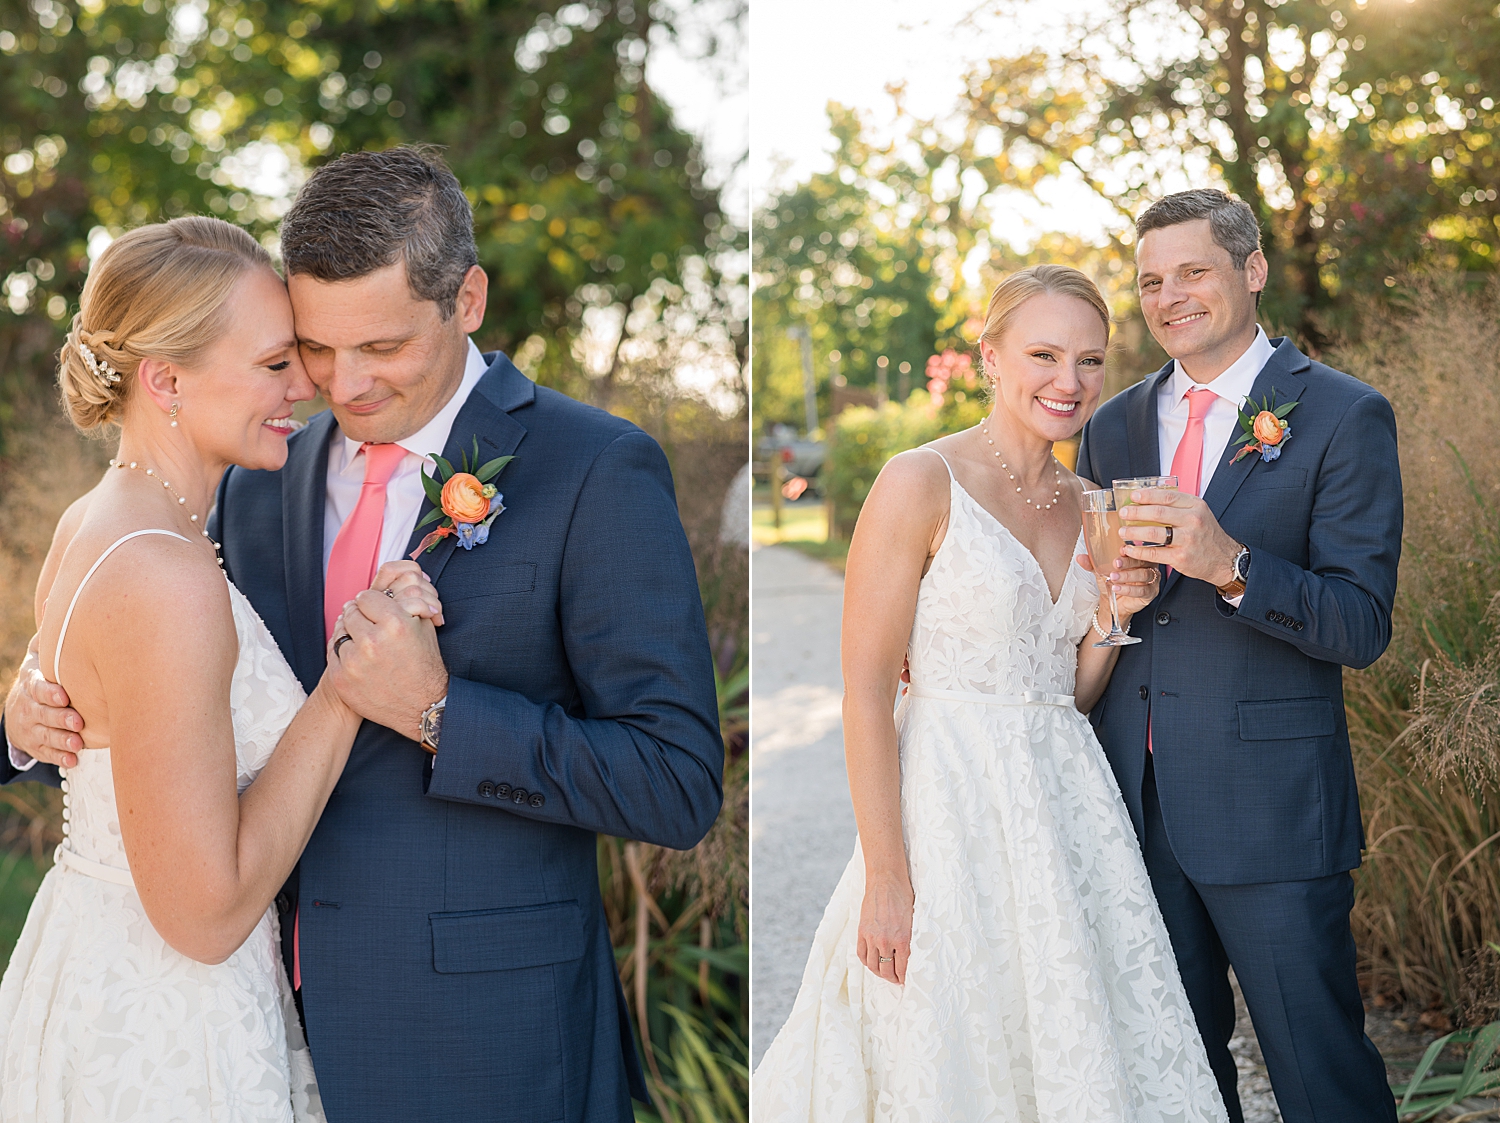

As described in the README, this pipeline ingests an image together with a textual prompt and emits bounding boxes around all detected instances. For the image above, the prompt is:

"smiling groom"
[1076,189,1402,1123]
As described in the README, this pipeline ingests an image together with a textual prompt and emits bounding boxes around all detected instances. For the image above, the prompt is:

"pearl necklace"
[979,420,1062,512]
[108,458,224,567]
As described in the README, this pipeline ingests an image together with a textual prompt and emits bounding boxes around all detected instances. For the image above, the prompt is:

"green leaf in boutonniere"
[475,456,513,483]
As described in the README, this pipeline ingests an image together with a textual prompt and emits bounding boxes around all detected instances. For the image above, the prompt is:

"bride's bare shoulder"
[870,446,952,507]
[34,487,101,625]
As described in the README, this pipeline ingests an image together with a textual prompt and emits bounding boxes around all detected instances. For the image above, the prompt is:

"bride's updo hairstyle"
[58,216,273,432]
[978,264,1112,379]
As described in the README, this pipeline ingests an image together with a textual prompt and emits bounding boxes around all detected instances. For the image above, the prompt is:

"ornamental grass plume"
[1332,274,1500,1019]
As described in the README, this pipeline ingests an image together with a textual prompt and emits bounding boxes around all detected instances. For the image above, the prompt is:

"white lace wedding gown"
[752,451,1228,1123]
[0,529,324,1122]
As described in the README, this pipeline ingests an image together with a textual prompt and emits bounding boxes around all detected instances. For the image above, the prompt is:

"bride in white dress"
[0,217,441,1121]
[752,265,1229,1122]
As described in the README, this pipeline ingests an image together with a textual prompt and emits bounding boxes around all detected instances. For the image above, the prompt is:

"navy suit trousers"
[1141,755,1396,1123]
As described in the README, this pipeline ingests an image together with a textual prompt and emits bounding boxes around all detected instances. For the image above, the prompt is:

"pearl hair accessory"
[107,458,224,567]
[77,341,122,388]
[980,417,1063,512]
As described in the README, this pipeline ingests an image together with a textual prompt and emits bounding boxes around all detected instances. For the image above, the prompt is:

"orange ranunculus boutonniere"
[411,437,513,557]
[1231,392,1299,464]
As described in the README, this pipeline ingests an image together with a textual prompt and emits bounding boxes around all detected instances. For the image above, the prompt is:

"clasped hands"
[325,561,450,743]
[5,561,449,768]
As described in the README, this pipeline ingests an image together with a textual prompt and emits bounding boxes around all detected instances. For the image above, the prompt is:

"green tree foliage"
[934,0,1499,339]
[0,0,745,437]
[751,106,947,434]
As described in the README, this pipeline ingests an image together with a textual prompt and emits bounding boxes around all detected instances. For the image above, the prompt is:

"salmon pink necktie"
[1148,387,1215,757]
[1170,386,1215,499]
[299,441,405,990]
[323,442,408,641]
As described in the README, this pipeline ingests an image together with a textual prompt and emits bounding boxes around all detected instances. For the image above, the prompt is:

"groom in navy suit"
[1076,189,1400,1122]
[2,147,723,1122]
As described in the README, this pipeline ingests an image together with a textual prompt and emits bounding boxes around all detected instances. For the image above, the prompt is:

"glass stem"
[1108,579,1124,635]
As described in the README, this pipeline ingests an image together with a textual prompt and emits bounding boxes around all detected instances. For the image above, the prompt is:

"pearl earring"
[169,402,180,428]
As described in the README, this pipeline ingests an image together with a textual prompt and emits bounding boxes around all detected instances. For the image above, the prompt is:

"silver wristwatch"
[419,696,446,753]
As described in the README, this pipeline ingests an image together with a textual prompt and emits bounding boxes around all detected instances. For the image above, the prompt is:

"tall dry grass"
[0,397,110,861]
[1332,276,1500,1019]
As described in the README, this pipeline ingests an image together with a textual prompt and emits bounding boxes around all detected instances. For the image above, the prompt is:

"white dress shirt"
[323,339,488,573]
[8,340,490,771]
[1156,326,1275,608]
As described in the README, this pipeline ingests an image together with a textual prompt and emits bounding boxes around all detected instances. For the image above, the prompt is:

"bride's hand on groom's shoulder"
[858,876,915,986]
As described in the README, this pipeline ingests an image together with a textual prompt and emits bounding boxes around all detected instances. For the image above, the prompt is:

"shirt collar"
[332,339,489,476]
[1163,325,1275,413]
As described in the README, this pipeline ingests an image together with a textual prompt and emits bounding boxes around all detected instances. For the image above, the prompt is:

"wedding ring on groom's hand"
[333,634,354,659]
[1163,526,1174,546]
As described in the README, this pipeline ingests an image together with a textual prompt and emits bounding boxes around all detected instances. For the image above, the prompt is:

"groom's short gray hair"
[280,145,478,320]
[1135,189,1262,270]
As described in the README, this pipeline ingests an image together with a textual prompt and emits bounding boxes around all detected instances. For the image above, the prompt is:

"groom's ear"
[1244,249,1269,305]
[453,265,488,336]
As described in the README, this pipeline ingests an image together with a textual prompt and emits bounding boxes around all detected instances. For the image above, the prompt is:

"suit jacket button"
[1155,611,1171,626]
[1293,621,1304,631]
[1139,685,1149,701]
[275,892,292,914]
[529,793,545,808]
[495,783,512,800]
[512,788,528,804]
[478,781,495,798]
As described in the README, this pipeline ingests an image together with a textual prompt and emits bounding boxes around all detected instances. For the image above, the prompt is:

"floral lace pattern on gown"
[752,450,1228,1123]
[0,538,324,1123]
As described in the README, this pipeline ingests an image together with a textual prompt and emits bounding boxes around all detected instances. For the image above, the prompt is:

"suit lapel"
[1200,339,1310,521]
[406,358,530,584]
[1125,363,1172,483]
[282,411,338,692]
[1161,338,1311,598]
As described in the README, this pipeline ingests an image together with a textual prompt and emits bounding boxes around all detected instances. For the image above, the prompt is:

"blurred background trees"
[753,0,1498,437]
[1,1,747,1118]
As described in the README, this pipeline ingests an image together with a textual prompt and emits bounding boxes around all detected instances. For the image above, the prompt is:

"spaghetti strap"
[52,529,193,684]
[918,445,956,482]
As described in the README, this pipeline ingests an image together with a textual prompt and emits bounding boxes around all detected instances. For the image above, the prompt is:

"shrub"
[824,350,988,538]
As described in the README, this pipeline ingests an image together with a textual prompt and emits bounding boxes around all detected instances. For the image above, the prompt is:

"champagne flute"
[1082,489,1141,647]
[1112,475,1178,546]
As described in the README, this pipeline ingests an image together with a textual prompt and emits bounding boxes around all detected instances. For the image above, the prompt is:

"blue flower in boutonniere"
[410,437,513,558]
[1230,391,1300,464]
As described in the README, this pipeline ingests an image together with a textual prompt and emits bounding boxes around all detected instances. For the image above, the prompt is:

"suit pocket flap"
[431,900,584,974]
[440,562,536,602]
[1237,697,1335,741]
[1241,467,1307,490]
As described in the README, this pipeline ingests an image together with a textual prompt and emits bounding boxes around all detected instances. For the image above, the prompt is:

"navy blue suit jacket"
[1075,338,1401,886]
[5,351,724,1122]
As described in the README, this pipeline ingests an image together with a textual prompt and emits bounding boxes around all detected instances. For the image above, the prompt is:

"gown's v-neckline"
[946,475,1083,611]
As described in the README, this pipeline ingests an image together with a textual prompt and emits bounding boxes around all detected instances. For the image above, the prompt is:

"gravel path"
[748,544,1288,1115]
